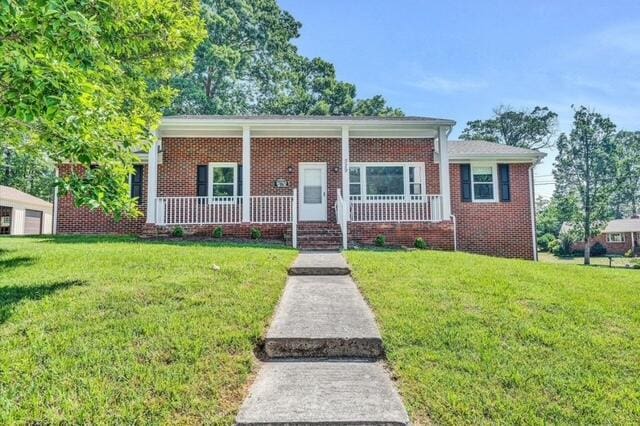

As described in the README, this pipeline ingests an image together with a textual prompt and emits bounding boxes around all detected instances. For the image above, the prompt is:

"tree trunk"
[583,216,591,266]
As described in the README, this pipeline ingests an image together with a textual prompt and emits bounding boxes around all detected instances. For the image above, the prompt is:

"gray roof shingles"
[448,140,545,158]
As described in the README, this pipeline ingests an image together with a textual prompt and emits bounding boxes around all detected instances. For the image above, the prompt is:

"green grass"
[0,236,296,424]
[347,250,640,425]
[538,251,638,268]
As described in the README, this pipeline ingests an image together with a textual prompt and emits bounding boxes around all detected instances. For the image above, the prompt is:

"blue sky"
[278,0,640,197]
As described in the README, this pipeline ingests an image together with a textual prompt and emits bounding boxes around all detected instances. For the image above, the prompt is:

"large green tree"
[0,0,205,218]
[167,0,402,117]
[612,131,640,217]
[460,105,558,150]
[1,147,55,201]
[554,107,617,265]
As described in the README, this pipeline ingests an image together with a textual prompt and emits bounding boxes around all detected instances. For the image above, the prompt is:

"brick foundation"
[348,221,454,250]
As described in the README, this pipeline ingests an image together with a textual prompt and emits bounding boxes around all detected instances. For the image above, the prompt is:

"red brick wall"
[56,164,147,234]
[450,163,535,259]
[348,221,454,249]
[158,137,242,197]
[350,138,439,193]
[252,138,342,222]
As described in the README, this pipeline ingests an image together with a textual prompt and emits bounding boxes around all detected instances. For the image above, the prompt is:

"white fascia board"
[159,118,452,139]
[445,153,546,164]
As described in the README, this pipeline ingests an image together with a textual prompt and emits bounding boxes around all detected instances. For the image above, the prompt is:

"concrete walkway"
[236,251,409,425]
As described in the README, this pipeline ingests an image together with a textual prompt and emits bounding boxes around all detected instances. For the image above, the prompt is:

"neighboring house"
[0,185,53,236]
[566,217,640,255]
[55,116,545,259]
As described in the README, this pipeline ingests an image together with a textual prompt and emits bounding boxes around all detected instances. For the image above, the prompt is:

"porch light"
[333,166,340,173]
[287,165,293,173]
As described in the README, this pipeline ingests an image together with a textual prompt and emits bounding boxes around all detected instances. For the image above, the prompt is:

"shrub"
[374,234,386,247]
[559,233,575,256]
[590,242,607,257]
[414,237,429,250]
[538,233,556,252]
[624,249,634,258]
[213,226,223,238]
[171,226,184,238]
[250,227,262,240]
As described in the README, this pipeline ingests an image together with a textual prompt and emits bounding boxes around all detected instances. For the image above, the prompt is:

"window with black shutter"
[460,164,472,202]
[197,165,208,197]
[130,164,143,204]
[498,164,511,202]
[237,164,243,197]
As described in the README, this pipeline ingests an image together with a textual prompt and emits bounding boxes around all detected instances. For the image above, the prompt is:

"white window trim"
[349,162,426,201]
[208,162,238,204]
[607,233,625,243]
[471,162,498,203]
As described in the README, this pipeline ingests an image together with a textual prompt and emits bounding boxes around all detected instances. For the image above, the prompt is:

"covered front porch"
[145,116,455,249]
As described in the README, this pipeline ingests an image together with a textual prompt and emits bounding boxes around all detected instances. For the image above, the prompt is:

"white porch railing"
[250,195,294,223]
[155,193,297,226]
[156,196,243,225]
[349,194,443,222]
[335,189,348,249]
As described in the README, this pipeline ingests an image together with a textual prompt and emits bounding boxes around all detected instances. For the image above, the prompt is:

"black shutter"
[197,165,208,197]
[237,164,243,197]
[498,164,511,202]
[130,164,143,204]
[460,164,472,202]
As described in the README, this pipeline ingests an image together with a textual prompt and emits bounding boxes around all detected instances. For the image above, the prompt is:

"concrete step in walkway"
[288,251,350,276]
[265,275,383,358]
[236,361,410,426]
[237,251,409,425]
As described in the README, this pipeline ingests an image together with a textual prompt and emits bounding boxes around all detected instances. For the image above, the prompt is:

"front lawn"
[347,250,640,425]
[0,236,296,424]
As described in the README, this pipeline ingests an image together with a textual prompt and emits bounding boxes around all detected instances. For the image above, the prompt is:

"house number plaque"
[274,178,289,188]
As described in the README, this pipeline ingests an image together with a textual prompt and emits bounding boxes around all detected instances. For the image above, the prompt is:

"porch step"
[285,222,344,251]
[265,275,382,358]
[288,252,351,276]
[236,361,409,425]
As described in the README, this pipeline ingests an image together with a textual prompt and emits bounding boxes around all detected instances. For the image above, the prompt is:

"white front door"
[299,162,327,221]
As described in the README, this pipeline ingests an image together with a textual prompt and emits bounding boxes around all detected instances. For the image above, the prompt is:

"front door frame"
[298,162,327,221]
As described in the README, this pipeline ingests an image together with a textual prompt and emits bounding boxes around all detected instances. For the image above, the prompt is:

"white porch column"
[438,126,452,219]
[341,125,350,208]
[242,126,251,223]
[146,139,159,224]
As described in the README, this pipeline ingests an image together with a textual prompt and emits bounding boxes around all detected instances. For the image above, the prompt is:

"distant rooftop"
[448,140,545,160]
[0,185,52,208]
[603,218,640,233]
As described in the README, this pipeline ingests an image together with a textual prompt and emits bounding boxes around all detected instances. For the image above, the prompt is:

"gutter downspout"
[529,161,541,261]
[450,214,457,251]
[53,167,59,235]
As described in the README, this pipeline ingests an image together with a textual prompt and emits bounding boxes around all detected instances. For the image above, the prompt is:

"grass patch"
[538,251,637,268]
[347,250,640,425]
[0,236,296,424]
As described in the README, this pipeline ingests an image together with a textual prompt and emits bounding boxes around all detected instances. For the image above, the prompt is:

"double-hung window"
[349,163,425,201]
[471,164,497,202]
[209,162,237,203]
[607,233,625,243]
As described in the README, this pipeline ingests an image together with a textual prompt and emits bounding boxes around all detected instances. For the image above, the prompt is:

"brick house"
[565,217,640,255]
[55,116,545,259]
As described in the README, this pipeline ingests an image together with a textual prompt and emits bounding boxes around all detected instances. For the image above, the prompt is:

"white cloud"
[411,76,488,93]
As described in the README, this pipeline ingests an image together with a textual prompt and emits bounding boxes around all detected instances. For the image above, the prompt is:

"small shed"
[0,186,53,235]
